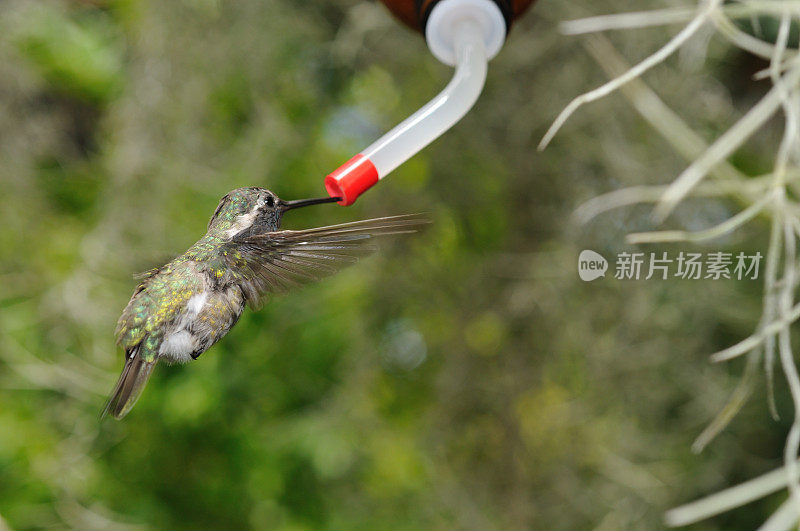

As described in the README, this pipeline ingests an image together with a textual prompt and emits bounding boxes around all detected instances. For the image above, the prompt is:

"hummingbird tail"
[101,349,157,420]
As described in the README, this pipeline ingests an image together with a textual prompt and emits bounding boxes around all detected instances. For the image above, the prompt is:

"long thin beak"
[280,196,341,212]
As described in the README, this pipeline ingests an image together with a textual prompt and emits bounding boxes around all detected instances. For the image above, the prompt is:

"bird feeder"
[324,0,536,205]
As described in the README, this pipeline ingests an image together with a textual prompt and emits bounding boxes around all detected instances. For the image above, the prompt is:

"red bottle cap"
[324,154,379,206]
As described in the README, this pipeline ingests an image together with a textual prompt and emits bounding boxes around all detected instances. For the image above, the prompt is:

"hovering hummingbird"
[103,187,426,419]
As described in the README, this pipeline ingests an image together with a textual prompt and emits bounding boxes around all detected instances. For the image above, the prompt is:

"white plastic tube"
[324,0,505,205]
[366,18,487,176]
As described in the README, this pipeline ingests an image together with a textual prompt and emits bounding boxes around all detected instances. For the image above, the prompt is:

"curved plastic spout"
[325,0,504,205]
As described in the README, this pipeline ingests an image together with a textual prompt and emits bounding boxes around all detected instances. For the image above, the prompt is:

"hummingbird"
[103,187,426,419]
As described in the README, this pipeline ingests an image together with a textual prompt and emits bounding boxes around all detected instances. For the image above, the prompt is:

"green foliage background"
[0,0,791,529]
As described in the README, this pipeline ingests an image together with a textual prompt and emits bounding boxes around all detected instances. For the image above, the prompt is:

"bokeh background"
[0,0,792,529]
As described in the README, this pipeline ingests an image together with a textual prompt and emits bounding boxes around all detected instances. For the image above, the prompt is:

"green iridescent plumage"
[103,187,427,419]
[115,262,204,362]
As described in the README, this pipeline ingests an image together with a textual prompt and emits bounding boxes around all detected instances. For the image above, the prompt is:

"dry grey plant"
[541,1,800,527]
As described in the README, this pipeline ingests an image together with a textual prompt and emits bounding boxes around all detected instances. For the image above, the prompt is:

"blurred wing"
[226,214,428,307]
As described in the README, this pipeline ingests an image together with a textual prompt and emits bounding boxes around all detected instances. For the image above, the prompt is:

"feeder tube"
[325,3,498,205]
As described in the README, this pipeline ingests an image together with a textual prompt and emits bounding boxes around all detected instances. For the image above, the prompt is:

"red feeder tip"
[324,154,379,206]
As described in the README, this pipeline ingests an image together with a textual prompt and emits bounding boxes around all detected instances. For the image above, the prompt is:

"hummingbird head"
[207,187,340,239]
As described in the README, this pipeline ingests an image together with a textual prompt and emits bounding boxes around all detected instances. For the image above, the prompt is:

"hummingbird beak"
[280,196,341,212]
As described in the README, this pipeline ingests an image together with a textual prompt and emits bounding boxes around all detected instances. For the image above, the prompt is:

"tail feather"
[101,349,156,419]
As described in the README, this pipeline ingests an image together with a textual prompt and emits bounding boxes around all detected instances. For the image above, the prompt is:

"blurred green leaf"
[15,5,123,103]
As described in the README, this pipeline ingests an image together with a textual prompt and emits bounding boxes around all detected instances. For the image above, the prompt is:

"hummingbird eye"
[265,196,274,207]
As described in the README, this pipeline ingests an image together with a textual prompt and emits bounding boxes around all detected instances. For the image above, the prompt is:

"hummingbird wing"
[225,214,428,308]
